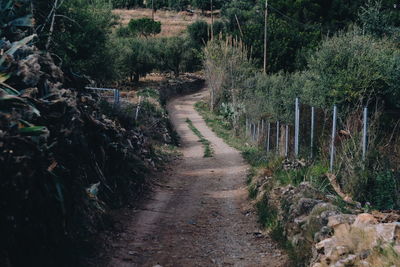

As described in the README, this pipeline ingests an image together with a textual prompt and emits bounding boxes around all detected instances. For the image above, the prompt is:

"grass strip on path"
[186,118,214,157]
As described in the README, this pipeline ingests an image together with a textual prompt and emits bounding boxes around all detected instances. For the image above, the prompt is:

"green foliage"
[0,0,34,41]
[46,0,116,82]
[156,36,200,76]
[368,170,398,210]
[305,29,400,110]
[128,18,161,38]
[187,20,209,47]
[111,0,144,8]
[111,37,157,82]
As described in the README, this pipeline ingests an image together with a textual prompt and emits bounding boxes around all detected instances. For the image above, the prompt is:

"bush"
[111,37,157,82]
[128,18,161,38]
[187,20,209,47]
[304,29,400,111]
[155,36,201,76]
[43,0,117,82]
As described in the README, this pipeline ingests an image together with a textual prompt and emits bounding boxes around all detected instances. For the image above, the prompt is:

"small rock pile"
[282,158,307,170]
[312,213,400,267]
[252,168,400,266]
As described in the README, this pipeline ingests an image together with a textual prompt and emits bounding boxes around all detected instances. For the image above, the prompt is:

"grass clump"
[185,118,213,157]
[195,100,269,167]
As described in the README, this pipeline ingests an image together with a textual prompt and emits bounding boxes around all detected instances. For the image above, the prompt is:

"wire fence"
[86,87,143,120]
[244,98,370,172]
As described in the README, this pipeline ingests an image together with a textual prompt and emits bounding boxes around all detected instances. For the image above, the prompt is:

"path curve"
[106,89,288,267]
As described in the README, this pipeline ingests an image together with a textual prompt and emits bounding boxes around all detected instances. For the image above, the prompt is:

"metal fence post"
[330,105,337,172]
[114,89,120,106]
[252,122,256,142]
[310,106,315,158]
[246,117,249,137]
[295,97,300,157]
[250,122,253,140]
[257,121,260,142]
[285,125,289,157]
[261,119,265,141]
[276,121,280,154]
[362,107,368,160]
[267,122,270,153]
[135,96,142,120]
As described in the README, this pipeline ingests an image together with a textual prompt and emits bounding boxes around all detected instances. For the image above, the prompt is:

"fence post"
[310,106,315,158]
[362,107,368,160]
[135,96,142,120]
[261,119,265,141]
[250,122,253,140]
[276,121,280,154]
[267,122,270,153]
[246,117,249,137]
[285,125,289,157]
[252,122,256,142]
[257,121,260,142]
[295,97,300,157]
[114,89,120,106]
[330,105,337,172]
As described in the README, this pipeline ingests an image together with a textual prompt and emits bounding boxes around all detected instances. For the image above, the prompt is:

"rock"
[316,237,337,256]
[290,198,322,218]
[328,214,356,228]
[333,254,356,267]
[358,260,371,267]
[375,223,400,243]
[353,213,378,226]
[329,245,350,262]
[319,209,340,226]
[314,226,332,243]
[394,245,400,254]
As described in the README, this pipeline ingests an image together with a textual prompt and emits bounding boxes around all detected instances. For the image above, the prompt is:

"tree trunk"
[133,73,140,83]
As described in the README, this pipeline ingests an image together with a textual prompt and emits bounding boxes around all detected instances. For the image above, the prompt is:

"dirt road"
[104,89,288,266]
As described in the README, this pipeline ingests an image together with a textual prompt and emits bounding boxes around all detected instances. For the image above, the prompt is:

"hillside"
[113,8,213,37]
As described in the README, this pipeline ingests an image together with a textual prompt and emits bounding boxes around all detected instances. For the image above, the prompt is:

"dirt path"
[103,89,289,267]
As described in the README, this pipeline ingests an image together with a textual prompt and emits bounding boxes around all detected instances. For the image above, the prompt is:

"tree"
[156,36,199,77]
[128,17,161,38]
[187,20,209,46]
[113,37,157,82]
[33,0,117,82]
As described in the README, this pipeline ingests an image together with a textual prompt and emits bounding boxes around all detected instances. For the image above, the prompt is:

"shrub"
[304,29,400,111]
[187,20,209,47]
[42,0,117,82]
[128,17,162,38]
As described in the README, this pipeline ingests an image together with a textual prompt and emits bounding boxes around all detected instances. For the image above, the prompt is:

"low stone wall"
[250,161,400,266]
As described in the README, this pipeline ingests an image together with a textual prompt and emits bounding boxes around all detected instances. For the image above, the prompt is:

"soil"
[94,89,289,267]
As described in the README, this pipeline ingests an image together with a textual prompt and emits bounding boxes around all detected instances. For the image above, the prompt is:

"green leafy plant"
[128,17,161,38]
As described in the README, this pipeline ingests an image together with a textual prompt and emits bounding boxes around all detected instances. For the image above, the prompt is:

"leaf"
[0,73,10,83]
[0,94,28,109]
[0,94,40,115]
[0,34,36,66]
[0,82,19,95]
[18,119,33,128]
[8,15,34,27]
[18,126,48,136]
[47,161,58,172]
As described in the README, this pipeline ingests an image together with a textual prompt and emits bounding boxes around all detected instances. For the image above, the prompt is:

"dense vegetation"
[0,1,180,266]
[203,1,400,211]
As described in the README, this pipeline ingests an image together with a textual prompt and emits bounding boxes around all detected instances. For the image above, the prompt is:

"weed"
[185,118,214,157]
[256,193,278,229]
